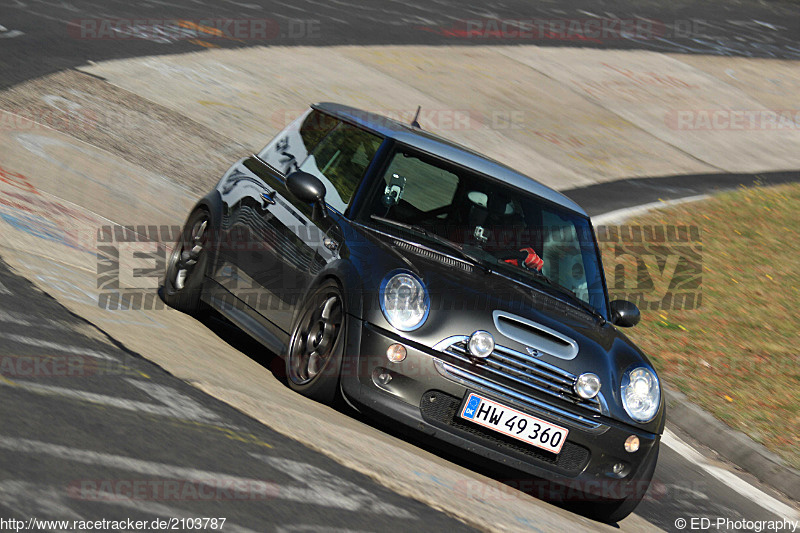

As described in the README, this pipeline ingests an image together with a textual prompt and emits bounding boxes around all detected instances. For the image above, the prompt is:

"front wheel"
[162,209,210,314]
[285,280,346,404]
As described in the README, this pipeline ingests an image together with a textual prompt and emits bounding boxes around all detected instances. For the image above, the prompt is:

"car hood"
[345,225,665,432]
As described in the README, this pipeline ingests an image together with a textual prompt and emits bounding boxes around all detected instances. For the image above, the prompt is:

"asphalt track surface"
[2,0,800,532]
[0,258,477,532]
[2,0,800,89]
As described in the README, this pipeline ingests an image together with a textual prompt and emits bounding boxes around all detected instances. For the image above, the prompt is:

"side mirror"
[610,300,640,327]
[286,171,328,218]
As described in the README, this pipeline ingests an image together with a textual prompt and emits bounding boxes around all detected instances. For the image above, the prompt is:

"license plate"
[459,392,569,454]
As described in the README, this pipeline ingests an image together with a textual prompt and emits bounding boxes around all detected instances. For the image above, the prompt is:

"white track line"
[4,334,118,361]
[591,194,710,225]
[662,429,799,520]
[0,378,229,427]
[0,309,75,330]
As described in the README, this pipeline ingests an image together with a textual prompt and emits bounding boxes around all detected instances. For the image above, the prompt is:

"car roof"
[313,102,587,216]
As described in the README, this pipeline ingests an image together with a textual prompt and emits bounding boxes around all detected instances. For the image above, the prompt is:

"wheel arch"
[187,190,224,273]
[305,258,366,321]
[297,259,367,403]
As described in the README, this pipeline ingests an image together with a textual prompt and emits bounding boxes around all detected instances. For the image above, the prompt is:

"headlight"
[380,271,430,331]
[621,367,660,423]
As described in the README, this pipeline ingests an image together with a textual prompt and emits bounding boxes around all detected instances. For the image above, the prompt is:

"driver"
[481,193,545,273]
[502,247,544,272]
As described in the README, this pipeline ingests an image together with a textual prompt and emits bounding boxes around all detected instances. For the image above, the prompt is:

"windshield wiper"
[539,280,607,324]
[369,216,491,273]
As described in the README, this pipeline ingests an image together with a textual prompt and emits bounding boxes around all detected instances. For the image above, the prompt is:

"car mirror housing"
[286,171,328,218]
[610,300,641,327]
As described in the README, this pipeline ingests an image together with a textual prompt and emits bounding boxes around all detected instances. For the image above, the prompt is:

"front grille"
[442,339,602,415]
[437,361,602,430]
[420,391,590,475]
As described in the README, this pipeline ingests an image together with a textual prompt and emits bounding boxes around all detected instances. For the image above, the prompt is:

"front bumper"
[341,321,660,500]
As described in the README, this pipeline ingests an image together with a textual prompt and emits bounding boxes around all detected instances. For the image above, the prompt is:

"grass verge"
[601,183,800,469]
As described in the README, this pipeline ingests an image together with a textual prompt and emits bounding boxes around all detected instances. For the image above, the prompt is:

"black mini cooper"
[162,103,664,522]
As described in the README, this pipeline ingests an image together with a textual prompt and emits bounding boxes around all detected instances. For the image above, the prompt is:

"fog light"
[625,435,640,453]
[467,331,494,358]
[386,343,407,363]
[372,366,392,390]
[574,373,601,399]
[613,462,626,475]
[372,368,393,386]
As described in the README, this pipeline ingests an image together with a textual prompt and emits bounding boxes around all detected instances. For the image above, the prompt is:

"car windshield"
[362,147,607,316]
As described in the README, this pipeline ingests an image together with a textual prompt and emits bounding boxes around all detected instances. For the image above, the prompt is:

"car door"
[216,111,382,335]
[257,120,382,332]
[212,109,337,334]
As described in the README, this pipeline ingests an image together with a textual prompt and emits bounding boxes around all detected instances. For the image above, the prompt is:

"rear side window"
[258,109,338,175]
[298,123,382,213]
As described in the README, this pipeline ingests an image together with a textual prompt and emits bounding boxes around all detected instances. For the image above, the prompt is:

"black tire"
[161,209,211,314]
[285,279,346,404]
[582,442,660,523]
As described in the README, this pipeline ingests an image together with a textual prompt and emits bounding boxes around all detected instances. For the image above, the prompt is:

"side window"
[258,109,338,175]
[298,123,382,213]
[377,152,459,219]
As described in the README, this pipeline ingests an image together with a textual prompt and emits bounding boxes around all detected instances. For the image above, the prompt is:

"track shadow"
[563,170,800,217]
[199,308,288,385]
